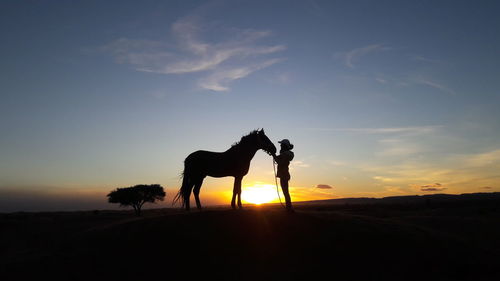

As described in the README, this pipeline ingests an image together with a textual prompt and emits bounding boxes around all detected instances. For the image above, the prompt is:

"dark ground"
[1,197,500,281]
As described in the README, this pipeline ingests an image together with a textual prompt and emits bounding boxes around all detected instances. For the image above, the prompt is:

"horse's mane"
[230,130,259,148]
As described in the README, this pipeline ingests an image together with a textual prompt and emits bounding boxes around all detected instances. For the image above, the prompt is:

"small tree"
[107,184,166,216]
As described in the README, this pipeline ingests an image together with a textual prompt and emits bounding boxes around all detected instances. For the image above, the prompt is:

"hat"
[278,139,293,149]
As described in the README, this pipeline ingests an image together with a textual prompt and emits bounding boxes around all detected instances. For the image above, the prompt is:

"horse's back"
[185,150,225,169]
[184,150,238,177]
[185,150,222,162]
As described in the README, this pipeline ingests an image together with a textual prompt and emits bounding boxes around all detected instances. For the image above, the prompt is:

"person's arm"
[272,153,280,163]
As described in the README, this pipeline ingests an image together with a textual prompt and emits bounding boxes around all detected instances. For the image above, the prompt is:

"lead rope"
[273,158,286,209]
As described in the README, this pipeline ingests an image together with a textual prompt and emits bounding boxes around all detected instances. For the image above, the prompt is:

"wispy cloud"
[371,75,456,96]
[316,184,333,189]
[102,16,285,91]
[290,185,337,201]
[369,164,453,186]
[308,125,443,158]
[456,149,500,168]
[415,78,456,95]
[291,160,310,168]
[336,44,391,69]
[164,19,285,74]
[328,160,346,166]
[419,183,446,192]
[410,55,442,64]
[333,45,456,97]
[363,146,500,194]
[377,139,423,157]
[100,38,173,70]
[312,126,442,135]
[198,58,284,91]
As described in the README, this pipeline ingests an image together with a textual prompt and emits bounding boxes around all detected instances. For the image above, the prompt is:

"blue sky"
[1,0,499,211]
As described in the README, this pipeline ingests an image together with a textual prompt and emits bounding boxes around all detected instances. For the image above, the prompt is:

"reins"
[272,158,286,209]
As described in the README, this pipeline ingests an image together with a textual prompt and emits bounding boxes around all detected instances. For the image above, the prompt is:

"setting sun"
[242,183,280,205]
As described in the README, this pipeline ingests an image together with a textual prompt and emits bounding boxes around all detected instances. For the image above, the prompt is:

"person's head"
[278,139,294,151]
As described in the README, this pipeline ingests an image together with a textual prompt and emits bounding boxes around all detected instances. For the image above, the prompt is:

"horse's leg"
[235,176,243,209]
[231,183,237,209]
[231,176,242,209]
[193,177,205,210]
[184,178,194,211]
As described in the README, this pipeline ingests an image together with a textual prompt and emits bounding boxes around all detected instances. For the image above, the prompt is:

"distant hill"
[295,192,500,205]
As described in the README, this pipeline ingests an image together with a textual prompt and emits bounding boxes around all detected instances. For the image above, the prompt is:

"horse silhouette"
[174,129,277,210]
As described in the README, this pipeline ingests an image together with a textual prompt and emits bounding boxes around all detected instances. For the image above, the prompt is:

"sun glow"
[242,183,280,205]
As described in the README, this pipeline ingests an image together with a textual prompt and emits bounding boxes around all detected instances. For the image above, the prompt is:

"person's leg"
[280,177,293,211]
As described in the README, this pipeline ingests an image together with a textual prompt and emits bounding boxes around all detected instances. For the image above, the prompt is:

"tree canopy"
[107,184,166,216]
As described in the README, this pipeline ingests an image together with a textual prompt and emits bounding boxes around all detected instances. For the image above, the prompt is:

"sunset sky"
[1,0,499,212]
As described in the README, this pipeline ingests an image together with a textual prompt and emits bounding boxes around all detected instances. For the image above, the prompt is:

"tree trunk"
[132,205,141,216]
[137,201,146,216]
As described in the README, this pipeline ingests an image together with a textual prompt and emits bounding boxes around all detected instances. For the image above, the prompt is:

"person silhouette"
[272,139,294,212]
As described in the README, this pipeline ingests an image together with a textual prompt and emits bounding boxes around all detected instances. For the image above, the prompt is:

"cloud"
[266,72,292,85]
[309,126,441,157]
[102,16,285,91]
[373,176,395,182]
[410,55,442,64]
[421,187,446,192]
[378,145,422,157]
[384,186,407,194]
[415,79,456,95]
[368,163,454,186]
[421,183,445,192]
[328,160,346,166]
[361,142,500,195]
[408,183,447,192]
[290,185,337,201]
[316,184,333,189]
[375,138,425,157]
[460,149,500,167]
[367,156,500,194]
[198,58,284,91]
[421,183,442,188]
[164,22,285,74]
[337,44,391,69]
[291,160,310,168]
[319,126,442,135]
[100,38,173,69]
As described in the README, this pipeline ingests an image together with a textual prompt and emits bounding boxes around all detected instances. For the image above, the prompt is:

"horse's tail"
[173,168,192,209]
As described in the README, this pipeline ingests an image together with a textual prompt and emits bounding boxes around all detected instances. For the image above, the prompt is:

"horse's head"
[256,129,277,156]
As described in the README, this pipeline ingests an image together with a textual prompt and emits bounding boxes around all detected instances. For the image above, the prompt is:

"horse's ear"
[260,128,265,134]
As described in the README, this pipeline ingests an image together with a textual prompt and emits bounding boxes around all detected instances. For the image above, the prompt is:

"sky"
[1,0,499,212]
